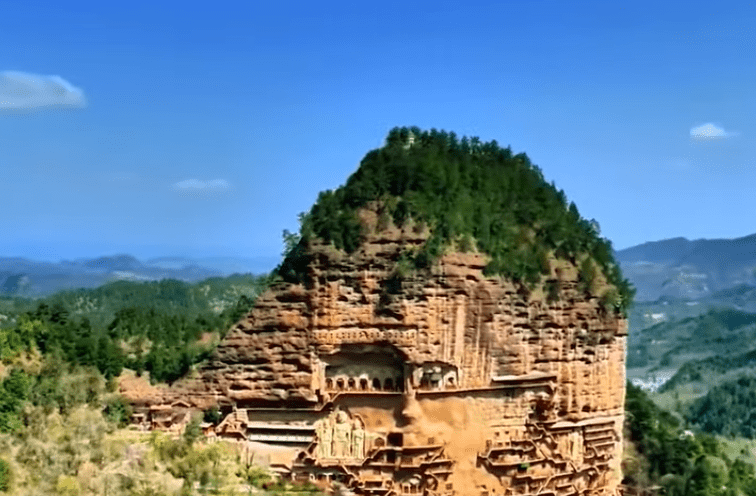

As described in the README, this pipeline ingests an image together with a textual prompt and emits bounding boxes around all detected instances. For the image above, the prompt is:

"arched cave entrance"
[321,343,407,393]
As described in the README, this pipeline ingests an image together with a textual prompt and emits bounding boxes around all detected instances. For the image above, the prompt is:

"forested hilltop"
[279,126,634,315]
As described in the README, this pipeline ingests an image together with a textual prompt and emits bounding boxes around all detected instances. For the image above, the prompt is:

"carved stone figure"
[569,431,583,465]
[333,410,351,458]
[315,417,330,459]
[351,418,365,459]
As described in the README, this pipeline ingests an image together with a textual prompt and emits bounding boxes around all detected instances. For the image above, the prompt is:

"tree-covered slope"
[279,126,633,314]
[624,382,756,496]
[658,348,756,394]
[0,274,271,384]
[628,308,756,370]
[686,375,756,439]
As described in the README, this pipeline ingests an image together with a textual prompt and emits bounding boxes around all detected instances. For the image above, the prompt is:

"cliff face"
[128,218,627,496]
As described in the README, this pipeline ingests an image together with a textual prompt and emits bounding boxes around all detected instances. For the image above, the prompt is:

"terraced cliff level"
[124,128,628,496]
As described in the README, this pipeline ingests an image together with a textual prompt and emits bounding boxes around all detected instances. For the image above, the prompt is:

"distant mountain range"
[0,254,279,297]
[616,233,756,301]
[4,232,754,301]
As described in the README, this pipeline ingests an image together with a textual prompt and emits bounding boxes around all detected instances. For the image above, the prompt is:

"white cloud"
[0,71,86,110]
[690,122,738,140]
[173,179,231,194]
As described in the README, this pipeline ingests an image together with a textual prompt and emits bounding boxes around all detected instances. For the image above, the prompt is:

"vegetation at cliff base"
[0,273,297,495]
[624,382,756,496]
[278,126,633,314]
[0,366,311,495]
[684,375,756,439]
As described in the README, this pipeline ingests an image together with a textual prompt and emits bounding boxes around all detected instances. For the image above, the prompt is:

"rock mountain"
[123,128,629,496]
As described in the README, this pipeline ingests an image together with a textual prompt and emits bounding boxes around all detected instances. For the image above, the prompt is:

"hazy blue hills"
[0,254,278,297]
[629,307,756,368]
[617,234,756,399]
[616,233,756,302]
[7,230,756,302]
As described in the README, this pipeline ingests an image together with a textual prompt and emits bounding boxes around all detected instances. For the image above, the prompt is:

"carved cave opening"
[387,432,403,447]
[322,344,406,393]
[416,362,459,391]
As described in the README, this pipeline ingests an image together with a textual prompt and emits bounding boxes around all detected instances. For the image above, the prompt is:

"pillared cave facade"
[132,223,627,496]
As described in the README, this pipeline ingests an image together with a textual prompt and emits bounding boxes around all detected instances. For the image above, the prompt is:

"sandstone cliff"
[124,127,629,496]
[125,215,626,496]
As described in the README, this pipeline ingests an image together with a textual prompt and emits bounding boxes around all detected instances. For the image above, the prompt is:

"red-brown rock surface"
[129,221,626,496]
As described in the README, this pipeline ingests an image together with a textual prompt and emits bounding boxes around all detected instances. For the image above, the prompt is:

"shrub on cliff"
[278,126,633,314]
[0,459,10,492]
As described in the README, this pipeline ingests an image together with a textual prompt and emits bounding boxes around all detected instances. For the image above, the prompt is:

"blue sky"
[2,0,755,267]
